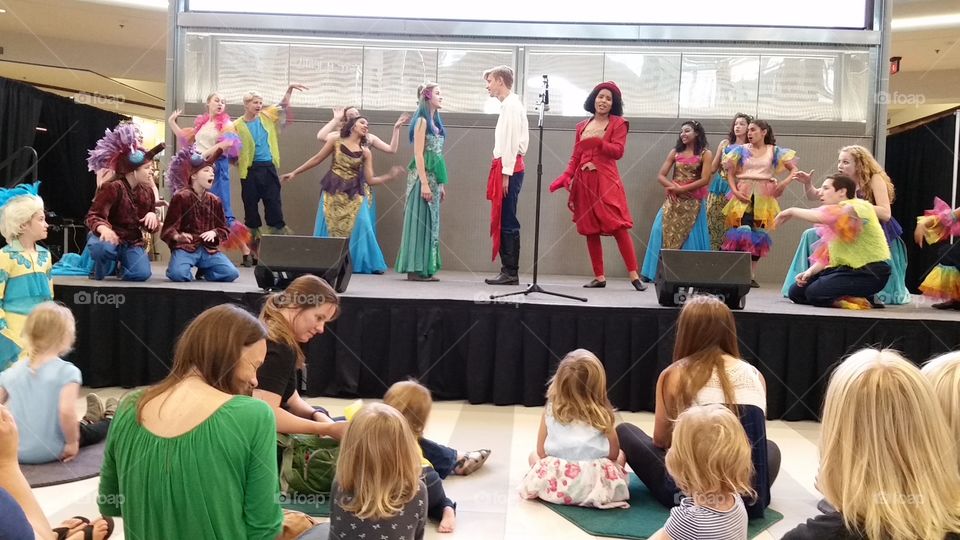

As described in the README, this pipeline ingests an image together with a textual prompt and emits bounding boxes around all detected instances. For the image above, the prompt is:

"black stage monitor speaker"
[654,250,751,310]
[254,235,352,293]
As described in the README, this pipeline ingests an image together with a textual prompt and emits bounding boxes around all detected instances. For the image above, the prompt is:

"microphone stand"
[492,75,587,303]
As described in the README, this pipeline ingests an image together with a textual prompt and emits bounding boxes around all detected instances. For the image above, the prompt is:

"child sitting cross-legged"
[0,301,115,464]
[161,145,241,283]
[650,404,754,540]
[519,349,630,509]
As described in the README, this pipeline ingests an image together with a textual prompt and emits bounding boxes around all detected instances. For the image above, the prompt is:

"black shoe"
[195,268,206,281]
[631,279,647,291]
[750,279,760,288]
[583,279,606,288]
[407,273,439,282]
[932,299,960,310]
[869,295,886,309]
[484,273,519,286]
[242,254,253,267]
[640,276,653,283]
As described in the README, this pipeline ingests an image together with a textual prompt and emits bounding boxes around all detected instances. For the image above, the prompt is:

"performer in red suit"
[550,81,644,291]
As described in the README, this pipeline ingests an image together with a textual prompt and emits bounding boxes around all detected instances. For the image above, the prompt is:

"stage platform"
[54,264,960,422]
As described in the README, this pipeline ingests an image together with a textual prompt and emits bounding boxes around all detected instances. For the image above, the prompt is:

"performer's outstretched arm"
[280,138,335,183]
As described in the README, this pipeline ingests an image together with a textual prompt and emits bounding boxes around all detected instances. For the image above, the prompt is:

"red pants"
[586,229,638,277]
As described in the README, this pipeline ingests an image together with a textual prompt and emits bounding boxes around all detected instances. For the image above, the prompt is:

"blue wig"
[408,86,445,143]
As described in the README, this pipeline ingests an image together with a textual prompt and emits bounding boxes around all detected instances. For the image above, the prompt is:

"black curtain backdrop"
[55,285,960,422]
[33,92,125,220]
[0,78,43,186]
[886,114,960,291]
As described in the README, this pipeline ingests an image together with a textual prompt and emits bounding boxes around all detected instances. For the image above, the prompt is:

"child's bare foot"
[438,506,456,533]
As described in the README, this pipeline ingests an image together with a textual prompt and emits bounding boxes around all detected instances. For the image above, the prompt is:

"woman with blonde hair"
[923,351,960,451]
[783,349,960,539]
[650,404,754,539]
[783,145,909,305]
[617,295,779,509]
[253,274,347,439]
[306,402,427,540]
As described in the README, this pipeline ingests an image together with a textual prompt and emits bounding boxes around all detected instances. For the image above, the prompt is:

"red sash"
[486,155,525,260]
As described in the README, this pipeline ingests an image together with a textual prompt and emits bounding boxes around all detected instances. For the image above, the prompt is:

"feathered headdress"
[87,124,164,175]
[167,144,223,193]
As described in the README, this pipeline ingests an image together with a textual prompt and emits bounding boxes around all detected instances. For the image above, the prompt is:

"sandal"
[453,449,491,476]
[77,517,115,540]
[53,516,89,540]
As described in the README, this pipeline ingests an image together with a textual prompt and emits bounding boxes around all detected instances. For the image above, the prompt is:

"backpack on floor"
[278,434,340,495]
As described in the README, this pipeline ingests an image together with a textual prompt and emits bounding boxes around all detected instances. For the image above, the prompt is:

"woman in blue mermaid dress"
[314,107,409,274]
[781,146,910,304]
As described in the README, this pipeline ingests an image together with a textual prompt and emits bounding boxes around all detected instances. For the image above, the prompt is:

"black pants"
[616,423,781,508]
[422,466,455,521]
[80,419,110,447]
[241,161,285,230]
[789,262,891,307]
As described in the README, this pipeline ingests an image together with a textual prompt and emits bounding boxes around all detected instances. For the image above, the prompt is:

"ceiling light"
[0,8,7,13]
[78,0,168,10]
[892,13,960,31]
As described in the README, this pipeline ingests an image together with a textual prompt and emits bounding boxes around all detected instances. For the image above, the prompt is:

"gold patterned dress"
[316,139,366,238]
[662,152,707,249]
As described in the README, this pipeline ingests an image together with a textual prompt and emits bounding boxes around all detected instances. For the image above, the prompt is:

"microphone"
[542,75,550,112]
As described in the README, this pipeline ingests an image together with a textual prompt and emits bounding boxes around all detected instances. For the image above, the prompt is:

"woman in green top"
[395,83,448,281]
[98,304,284,540]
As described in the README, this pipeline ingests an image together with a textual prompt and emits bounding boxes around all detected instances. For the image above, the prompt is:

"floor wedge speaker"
[254,235,352,293]
[654,249,751,309]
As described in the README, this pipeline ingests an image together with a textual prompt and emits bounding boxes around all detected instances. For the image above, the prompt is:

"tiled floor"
[35,388,823,539]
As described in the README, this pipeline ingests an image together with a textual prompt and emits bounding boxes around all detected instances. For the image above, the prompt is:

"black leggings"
[616,423,781,507]
[422,466,455,521]
[80,419,110,447]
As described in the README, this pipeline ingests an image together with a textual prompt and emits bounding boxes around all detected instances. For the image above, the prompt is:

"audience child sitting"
[519,349,630,509]
[383,380,460,532]
[0,302,113,464]
[651,404,753,540]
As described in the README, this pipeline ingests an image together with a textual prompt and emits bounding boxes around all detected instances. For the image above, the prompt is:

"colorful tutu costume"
[917,198,960,304]
[519,404,629,509]
[0,183,53,371]
[706,145,734,250]
[551,115,638,279]
[395,133,448,278]
[787,199,891,307]
[721,144,797,258]
[640,152,710,281]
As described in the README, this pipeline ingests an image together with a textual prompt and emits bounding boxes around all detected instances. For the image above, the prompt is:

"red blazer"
[552,115,629,191]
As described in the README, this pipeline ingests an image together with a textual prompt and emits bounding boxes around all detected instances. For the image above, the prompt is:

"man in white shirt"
[483,65,530,285]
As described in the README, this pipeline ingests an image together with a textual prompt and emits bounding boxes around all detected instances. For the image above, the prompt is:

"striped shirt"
[664,495,748,540]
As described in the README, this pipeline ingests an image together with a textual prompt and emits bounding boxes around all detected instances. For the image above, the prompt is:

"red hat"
[593,81,621,99]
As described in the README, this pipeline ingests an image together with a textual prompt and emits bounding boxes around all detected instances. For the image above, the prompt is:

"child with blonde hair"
[324,402,427,540]
[651,404,753,539]
[519,349,629,508]
[0,302,114,463]
[384,380,468,533]
[0,185,54,371]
